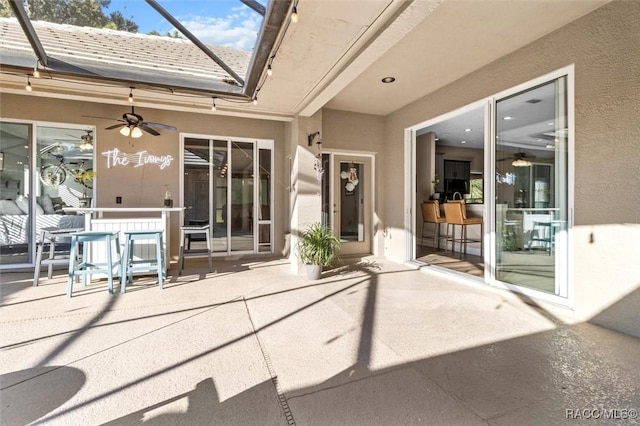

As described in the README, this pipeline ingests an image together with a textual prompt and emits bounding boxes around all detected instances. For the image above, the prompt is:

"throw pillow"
[38,194,56,214]
[0,200,24,215]
[15,195,45,215]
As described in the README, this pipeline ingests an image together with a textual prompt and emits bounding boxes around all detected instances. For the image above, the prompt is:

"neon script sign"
[102,148,173,170]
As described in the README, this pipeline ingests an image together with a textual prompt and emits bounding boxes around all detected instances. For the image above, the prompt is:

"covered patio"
[2,259,639,424]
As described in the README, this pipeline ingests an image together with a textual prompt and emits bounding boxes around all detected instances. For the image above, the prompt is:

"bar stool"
[34,227,84,286]
[67,231,121,297]
[178,225,212,275]
[443,200,483,259]
[120,229,165,293]
[420,201,447,249]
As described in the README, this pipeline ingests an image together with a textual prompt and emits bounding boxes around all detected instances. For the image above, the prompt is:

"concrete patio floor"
[1,256,639,425]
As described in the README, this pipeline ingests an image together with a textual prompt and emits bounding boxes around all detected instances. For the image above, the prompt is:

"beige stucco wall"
[1,94,286,259]
[383,1,640,336]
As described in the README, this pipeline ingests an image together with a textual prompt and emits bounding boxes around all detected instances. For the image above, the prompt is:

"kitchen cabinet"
[444,160,471,180]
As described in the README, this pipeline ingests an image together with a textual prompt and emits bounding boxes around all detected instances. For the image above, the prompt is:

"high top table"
[64,207,184,276]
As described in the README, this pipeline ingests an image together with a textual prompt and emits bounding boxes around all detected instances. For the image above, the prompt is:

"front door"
[332,155,372,256]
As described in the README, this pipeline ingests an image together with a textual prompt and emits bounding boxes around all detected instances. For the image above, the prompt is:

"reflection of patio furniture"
[33,226,84,286]
[444,200,483,258]
[120,230,165,292]
[178,225,212,275]
[529,221,562,255]
[420,201,446,249]
[67,231,121,297]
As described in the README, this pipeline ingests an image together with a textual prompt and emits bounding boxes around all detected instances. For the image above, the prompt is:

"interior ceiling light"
[291,5,298,23]
[503,116,514,120]
[128,88,134,103]
[461,140,467,144]
[464,128,472,132]
[25,76,32,91]
[120,126,131,137]
[512,158,532,167]
[547,122,555,126]
[381,76,396,83]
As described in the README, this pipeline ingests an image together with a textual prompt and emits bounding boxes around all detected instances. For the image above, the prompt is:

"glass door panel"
[495,77,568,295]
[183,137,272,255]
[229,141,254,252]
[0,122,31,265]
[333,155,371,255]
[212,139,228,253]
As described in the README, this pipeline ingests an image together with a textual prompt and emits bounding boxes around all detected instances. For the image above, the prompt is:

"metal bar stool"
[120,229,165,293]
[67,231,122,297]
[178,225,212,275]
[34,227,84,286]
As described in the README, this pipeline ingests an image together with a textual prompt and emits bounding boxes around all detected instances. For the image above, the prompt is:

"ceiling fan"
[85,107,176,138]
[498,151,536,167]
[54,130,94,150]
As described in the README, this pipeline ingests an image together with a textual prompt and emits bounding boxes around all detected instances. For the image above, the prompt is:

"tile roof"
[0,17,252,94]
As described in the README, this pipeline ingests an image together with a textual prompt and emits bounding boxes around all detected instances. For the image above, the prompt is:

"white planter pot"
[305,264,322,280]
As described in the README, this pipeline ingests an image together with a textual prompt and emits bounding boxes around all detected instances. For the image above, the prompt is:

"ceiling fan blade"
[143,121,177,131]
[83,115,120,121]
[139,124,161,136]
[105,123,125,130]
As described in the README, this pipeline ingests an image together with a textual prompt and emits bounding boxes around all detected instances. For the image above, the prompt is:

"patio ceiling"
[0,0,610,121]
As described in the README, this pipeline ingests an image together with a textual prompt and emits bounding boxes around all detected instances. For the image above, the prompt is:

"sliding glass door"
[494,76,569,296]
[182,136,273,255]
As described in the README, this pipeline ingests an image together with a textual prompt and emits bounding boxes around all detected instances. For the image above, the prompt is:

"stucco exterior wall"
[1,94,286,258]
[383,1,640,336]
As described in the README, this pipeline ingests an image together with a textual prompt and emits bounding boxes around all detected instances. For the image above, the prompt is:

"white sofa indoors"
[0,195,84,245]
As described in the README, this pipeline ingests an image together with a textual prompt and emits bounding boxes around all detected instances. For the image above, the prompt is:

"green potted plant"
[296,222,341,280]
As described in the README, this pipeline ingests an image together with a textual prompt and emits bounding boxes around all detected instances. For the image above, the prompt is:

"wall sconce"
[308,131,321,146]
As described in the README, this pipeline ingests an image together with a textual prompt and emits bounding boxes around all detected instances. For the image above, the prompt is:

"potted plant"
[296,222,341,280]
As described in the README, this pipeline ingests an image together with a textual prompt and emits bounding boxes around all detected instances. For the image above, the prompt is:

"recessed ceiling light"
[381,76,396,83]
[461,140,466,144]
[503,116,514,120]
[464,128,472,132]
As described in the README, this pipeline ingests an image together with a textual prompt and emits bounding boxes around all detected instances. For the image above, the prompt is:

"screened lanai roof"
[0,0,291,100]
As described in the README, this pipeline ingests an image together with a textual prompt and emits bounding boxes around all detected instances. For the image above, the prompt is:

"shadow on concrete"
[1,366,85,425]
[101,378,284,425]
[589,283,640,339]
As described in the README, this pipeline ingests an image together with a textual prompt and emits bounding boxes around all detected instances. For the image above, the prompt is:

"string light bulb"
[252,96,258,105]
[25,76,32,91]
[128,88,134,103]
[267,64,273,77]
[211,97,217,111]
[291,5,298,23]
[33,64,40,78]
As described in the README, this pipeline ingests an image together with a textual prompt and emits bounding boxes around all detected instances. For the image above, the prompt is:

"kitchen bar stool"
[34,227,84,286]
[178,224,212,275]
[67,231,121,297]
[120,229,165,292]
